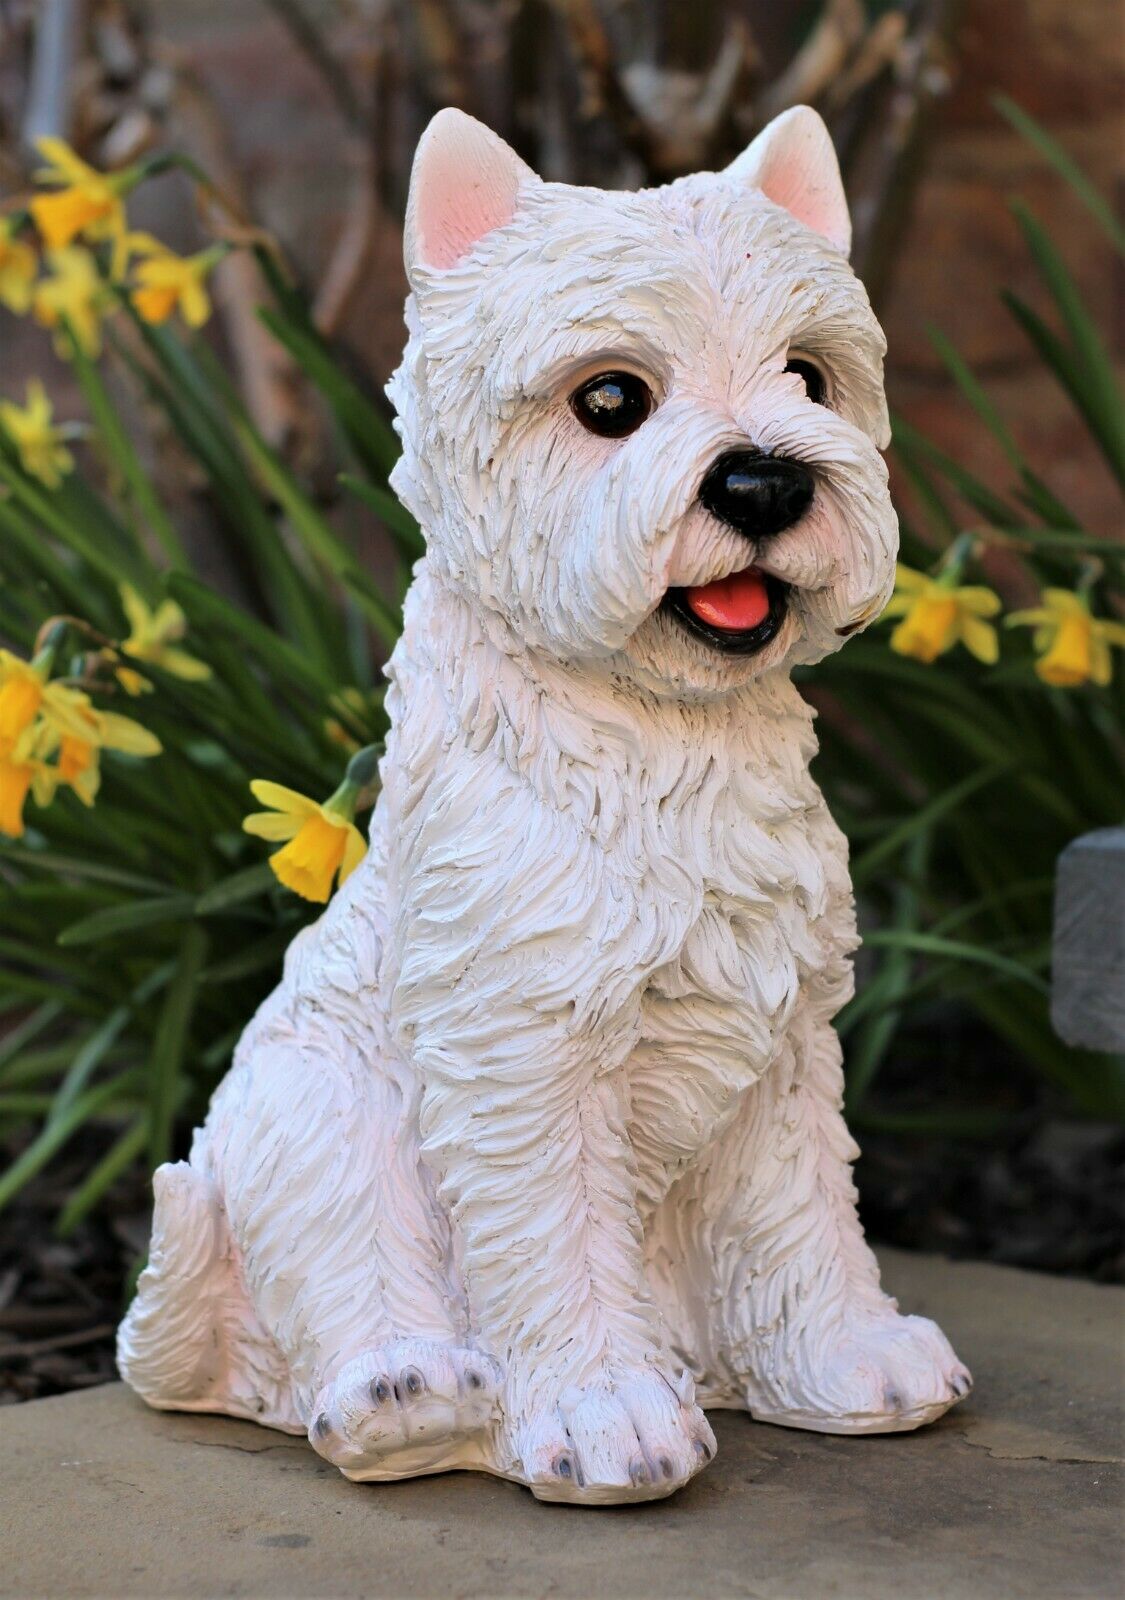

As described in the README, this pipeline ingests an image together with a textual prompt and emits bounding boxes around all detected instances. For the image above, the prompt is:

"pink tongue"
[683,567,769,631]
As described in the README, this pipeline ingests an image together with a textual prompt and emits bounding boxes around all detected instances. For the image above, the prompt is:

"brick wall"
[879,0,1124,535]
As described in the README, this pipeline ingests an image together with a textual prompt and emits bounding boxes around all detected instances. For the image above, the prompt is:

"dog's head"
[388,107,898,696]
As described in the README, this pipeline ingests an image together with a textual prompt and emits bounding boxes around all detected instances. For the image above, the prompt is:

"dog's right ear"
[404,108,538,280]
[724,106,851,256]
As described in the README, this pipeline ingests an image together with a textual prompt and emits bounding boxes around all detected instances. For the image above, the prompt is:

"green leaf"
[0,1073,139,1214]
[993,94,1125,254]
[231,415,402,648]
[166,576,334,700]
[148,924,207,1169]
[1,1046,98,1088]
[844,832,928,1108]
[851,761,1014,889]
[118,322,333,659]
[970,986,1125,1116]
[57,1116,150,1235]
[49,1008,132,1123]
[0,453,151,593]
[57,894,196,947]
[0,1001,65,1073]
[892,417,1020,529]
[49,964,172,1124]
[201,927,294,984]
[63,319,188,569]
[196,862,275,914]
[339,473,426,565]
[931,876,1056,937]
[0,1093,55,1119]
[0,843,170,894]
[926,327,1023,467]
[861,930,1049,992]
[924,327,1075,526]
[258,306,401,481]
[0,497,98,616]
[1009,203,1125,486]
[1001,529,1125,559]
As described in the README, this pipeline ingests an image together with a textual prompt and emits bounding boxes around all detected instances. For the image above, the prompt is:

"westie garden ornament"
[119,105,971,1504]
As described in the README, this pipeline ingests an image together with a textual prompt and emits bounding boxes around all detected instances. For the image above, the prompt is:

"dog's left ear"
[404,108,539,280]
[724,106,851,256]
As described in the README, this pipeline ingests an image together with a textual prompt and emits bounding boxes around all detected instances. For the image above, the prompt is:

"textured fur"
[119,106,970,1504]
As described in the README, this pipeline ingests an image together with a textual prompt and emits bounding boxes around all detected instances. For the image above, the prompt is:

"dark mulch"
[0,1147,149,1408]
[3,1114,1121,1407]
[857,1117,1125,1282]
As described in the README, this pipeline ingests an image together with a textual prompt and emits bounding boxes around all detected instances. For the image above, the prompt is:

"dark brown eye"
[571,371,653,438]
[785,358,827,406]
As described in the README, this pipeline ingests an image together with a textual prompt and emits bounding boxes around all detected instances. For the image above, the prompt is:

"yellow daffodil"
[0,217,37,314]
[32,247,106,357]
[0,638,161,834]
[1006,588,1125,688]
[36,703,162,807]
[243,782,366,904]
[0,379,75,488]
[0,656,44,749]
[882,563,1001,665]
[58,732,97,793]
[0,739,35,837]
[29,138,129,275]
[243,747,378,904]
[115,583,211,695]
[130,241,222,328]
[0,648,96,757]
[1,720,66,837]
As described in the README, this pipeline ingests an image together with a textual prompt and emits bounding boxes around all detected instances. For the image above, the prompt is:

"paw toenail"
[466,1369,484,1390]
[313,1412,331,1438]
[952,1374,971,1397]
[401,1366,425,1397]
[556,1454,573,1479]
[658,1454,675,1479]
[884,1388,902,1410]
[369,1376,391,1405]
[629,1456,651,1485]
[694,1439,713,1461]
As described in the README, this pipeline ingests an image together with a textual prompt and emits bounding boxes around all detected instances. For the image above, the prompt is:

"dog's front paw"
[750,1311,971,1435]
[514,1367,715,1505]
[309,1338,503,1480]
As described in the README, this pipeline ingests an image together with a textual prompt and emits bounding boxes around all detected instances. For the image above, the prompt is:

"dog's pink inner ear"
[406,108,537,273]
[725,105,851,256]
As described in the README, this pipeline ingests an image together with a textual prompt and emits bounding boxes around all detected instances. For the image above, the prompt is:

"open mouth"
[664,565,789,656]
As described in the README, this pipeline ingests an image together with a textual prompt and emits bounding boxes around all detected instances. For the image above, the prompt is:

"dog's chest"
[637,731,847,1043]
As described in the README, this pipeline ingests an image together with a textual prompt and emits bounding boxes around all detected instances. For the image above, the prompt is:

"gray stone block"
[1052,827,1125,1051]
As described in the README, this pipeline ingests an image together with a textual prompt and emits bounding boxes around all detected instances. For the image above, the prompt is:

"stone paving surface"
[2,1250,1122,1599]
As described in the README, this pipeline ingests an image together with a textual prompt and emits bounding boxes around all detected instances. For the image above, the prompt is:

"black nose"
[698,450,814,540]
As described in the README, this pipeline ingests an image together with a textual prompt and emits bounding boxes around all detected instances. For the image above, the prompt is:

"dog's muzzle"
[662,450,811,657]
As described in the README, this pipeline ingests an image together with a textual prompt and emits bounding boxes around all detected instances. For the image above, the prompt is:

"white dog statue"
[118,105,971,1504]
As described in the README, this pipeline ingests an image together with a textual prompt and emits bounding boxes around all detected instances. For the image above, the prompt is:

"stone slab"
[2,1251,1122,1600]
[1052,827,1125,1051]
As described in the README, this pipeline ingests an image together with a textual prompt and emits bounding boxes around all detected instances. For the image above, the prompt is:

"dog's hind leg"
[645,1006,972,1433]
[117,1161,299,1430]
[198,999,504,1482]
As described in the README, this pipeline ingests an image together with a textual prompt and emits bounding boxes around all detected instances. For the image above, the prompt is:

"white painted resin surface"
[119,106,970,1504]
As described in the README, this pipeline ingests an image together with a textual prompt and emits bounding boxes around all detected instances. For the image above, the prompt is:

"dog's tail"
[118,1161,303,1430]
[117,1161,228,1406]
